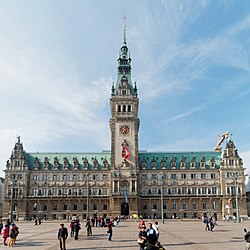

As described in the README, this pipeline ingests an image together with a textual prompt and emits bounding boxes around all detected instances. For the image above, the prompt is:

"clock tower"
[109,19,140,215]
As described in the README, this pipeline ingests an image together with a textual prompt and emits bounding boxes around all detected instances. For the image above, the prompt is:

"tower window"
[118,105,121,112]
[128,105,131,112]
[122,90,126,96]
[123,105,126,112]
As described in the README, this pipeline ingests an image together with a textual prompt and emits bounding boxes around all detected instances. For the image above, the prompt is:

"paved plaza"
[1,219,249,250]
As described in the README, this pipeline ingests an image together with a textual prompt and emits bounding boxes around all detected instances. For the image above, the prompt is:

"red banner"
[122,146,130,159]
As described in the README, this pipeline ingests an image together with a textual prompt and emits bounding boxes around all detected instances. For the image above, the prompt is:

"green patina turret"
[114,18,137,97]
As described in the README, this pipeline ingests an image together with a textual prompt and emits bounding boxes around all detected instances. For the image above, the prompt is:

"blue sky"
[0,0,250,177]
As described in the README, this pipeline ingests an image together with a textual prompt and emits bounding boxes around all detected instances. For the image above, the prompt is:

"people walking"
[57,223,68,250]
[0,220,3,234]
[2,224,9,246]
[8,224,17,247]
[74,220,81,240]
[146,223,156,236]
[203,216,210,231]
[85,219,92,236]
[138,224,147,250]
[107,219,113,241]
[138,218,146,230]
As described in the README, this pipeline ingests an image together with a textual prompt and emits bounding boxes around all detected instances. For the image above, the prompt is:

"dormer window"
[122,90,126,96]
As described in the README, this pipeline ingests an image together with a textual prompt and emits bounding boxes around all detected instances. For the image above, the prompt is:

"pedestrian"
[85,219,92,236]
[57,223,68,250]
[107,219,113,241]
[8,224,17,247]
[13,224,19,245]
[34,218,38,226]
[152,221,159,240]
[203,216,210,231]
[70,221,75,237]
[145,234,159,250]
[137,224,147,250]
[138,218,146,230]
[244,228,250,250]
[209,217,215,231]
[146,223,156,236]
[38,218,42,225]
[74,220,81,240]
[91,217,95,227]
[0,220,3,234]
[2,224,9,246]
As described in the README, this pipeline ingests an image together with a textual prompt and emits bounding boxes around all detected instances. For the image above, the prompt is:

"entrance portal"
[121,202,129,216]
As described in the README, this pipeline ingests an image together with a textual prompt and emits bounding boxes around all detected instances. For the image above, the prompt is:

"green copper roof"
[138,151,222,170]
[26,152,111,171]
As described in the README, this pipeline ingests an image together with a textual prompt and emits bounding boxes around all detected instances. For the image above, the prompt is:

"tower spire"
[123,16,127,45]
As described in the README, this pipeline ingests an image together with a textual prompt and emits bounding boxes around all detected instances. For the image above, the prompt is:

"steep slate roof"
[25,152,111,171]
[138,151,222,170]
[25,151,222,171]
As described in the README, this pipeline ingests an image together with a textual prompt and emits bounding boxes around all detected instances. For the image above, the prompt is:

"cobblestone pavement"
[1,219,249,249]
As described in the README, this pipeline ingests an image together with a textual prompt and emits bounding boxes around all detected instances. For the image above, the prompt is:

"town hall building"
[2,24,247,221]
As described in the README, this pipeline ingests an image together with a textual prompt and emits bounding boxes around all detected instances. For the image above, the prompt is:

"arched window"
[118,105,121,112]
[123,105,126,112]
[128,105,131,112]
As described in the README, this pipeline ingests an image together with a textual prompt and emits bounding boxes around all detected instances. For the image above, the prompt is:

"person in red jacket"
[2,224,9,246]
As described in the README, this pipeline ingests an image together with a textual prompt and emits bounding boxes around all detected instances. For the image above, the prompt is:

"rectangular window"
[181,173,186,179]
[83,204,87,210]
[114,181,118,192]
[211,173,216,179]
[63,175,68,180]
[182,187,187,194]
[63,204,67,210]
[132,180,136,192]
[211,187,217,195]
[152,203,157,210]
[201,173,206,179]
[142,189,147,196]
[163,202,167,209]
[72,175,77,180]
[192,202,197,209]
[103,174,108,180]
[93,204,98,210]
[201,187,207,195]
[202,202,207,209]
[142,203,147,209]
[171,174,176,180]
[182,203,187,210]
[152,188,158,195]
[103,204,108,210]
[172,202,177,210]
[152,174,157,180]
[53,175,58,180]
[102,189,108,196]
[172,187,177,194]
[191,173,196,179]
[192,187,197,195]
[142,174,147,180]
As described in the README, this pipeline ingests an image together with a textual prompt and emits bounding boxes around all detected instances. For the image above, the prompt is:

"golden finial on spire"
[123,16,127,44]
[123,16,126,29]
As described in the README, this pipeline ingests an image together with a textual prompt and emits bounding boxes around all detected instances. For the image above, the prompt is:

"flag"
[122,146,130,159]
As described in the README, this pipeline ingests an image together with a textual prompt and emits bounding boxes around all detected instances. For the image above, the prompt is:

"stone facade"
[2,24,247,221]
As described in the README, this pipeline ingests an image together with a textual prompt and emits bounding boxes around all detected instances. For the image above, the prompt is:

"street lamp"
[231,173,240,223]
[9,174,15,223]
[87,173,89,219]
[160,174,164,224]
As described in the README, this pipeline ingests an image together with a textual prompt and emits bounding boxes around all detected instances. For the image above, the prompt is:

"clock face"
[120,125,130,135]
